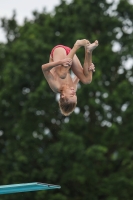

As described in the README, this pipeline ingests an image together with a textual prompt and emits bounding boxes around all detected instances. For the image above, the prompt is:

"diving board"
[0,182,61,195]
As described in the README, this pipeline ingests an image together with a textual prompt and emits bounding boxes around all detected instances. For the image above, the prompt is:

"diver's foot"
[74,39,90,48]
[86,40,98,53]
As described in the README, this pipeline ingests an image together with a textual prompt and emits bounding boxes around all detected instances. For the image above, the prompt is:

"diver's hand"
[61,58,72,67]
[88,63,95,72]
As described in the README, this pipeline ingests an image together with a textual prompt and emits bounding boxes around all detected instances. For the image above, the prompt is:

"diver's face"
[61,86,77,103]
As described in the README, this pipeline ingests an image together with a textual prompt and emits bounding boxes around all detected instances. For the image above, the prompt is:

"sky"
[0,0,133,42]
[0,0,71,42]
[0,0,133,68]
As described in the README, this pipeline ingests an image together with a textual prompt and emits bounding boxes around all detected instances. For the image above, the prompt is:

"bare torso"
[43,56,76,93]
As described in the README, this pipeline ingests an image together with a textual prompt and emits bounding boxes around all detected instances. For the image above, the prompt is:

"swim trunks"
[50,45,71,58]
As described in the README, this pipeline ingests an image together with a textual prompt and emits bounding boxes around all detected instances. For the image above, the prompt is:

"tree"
[0,0,133,199]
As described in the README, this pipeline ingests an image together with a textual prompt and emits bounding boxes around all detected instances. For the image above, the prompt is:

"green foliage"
[0,0,133,199]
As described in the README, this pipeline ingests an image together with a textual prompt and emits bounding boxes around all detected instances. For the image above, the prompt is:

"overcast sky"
[0,0,133,42]
[0,0,72,42]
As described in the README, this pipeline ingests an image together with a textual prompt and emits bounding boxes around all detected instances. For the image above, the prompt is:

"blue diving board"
[0,182,61,195]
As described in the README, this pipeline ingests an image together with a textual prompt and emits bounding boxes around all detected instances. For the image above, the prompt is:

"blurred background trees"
[0,0,133,199]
